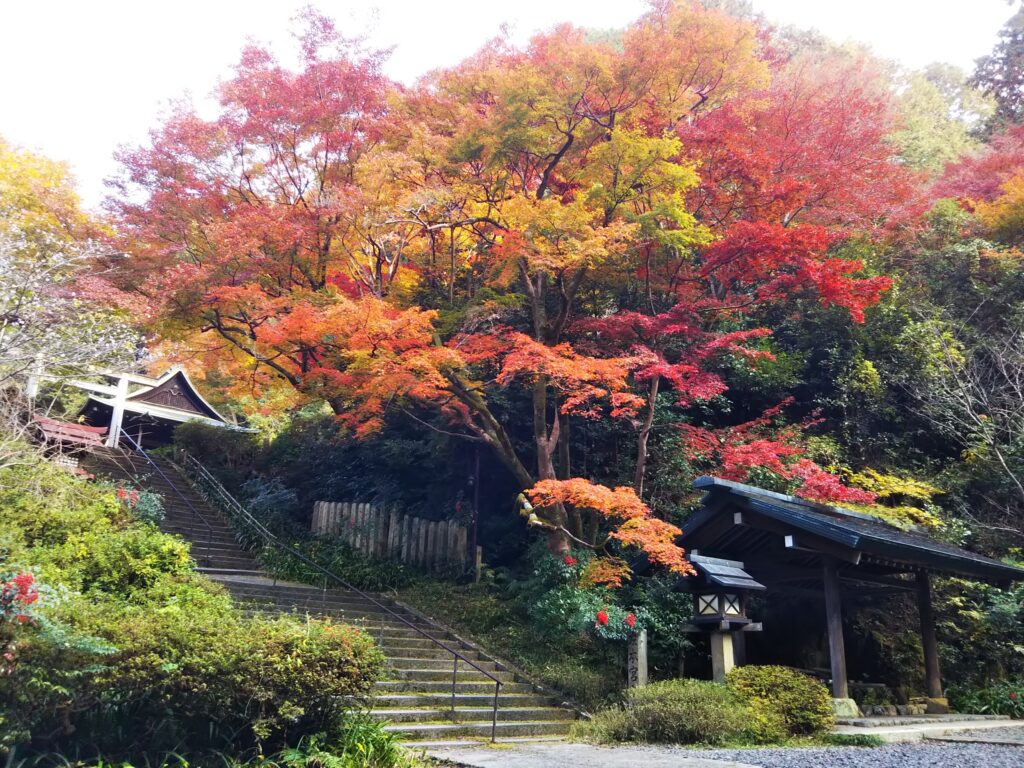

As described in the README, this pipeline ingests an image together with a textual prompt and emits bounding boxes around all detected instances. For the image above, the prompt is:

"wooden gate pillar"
[917,571,943,699]
[822,558,849,699]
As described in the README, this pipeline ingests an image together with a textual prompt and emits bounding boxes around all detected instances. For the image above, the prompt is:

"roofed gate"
[682,477,1024,710]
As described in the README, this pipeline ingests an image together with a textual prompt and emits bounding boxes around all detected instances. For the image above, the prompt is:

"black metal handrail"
[175,449,504,741]
[117,433,218,563]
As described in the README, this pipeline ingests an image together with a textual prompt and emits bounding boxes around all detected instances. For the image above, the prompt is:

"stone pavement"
[423,742,757,768]
[832,713,1024,743]
[926,724,1024,745]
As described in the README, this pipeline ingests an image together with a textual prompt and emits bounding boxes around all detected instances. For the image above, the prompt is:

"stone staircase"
[81,447,575,745]
[83,447,261,574]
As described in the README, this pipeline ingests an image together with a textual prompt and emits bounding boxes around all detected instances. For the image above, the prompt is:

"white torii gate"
[27,369,182,447]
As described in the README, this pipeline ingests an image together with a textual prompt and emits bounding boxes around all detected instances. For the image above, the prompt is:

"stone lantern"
[682,553,765,681]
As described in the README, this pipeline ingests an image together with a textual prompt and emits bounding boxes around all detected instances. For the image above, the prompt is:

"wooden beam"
[683,503,744,548]
[917,571,943,698]
[786,534,862,565]
[842,574,916,591]
[822,557,849,699]
[752,564,916,592]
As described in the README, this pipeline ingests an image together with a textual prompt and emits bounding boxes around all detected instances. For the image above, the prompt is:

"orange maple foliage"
[580,557,634,589]
[526,478,695,578]
[496,334,647,418]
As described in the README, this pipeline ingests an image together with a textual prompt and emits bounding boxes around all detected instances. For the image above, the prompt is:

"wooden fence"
[312,501,470,572]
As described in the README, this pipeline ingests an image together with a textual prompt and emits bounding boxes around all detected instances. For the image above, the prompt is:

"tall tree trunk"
[558,412,571,479]
[633,375,660,496]
[533,379,575,552]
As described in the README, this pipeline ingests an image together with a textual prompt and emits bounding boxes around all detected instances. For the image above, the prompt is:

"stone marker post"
[627,629,649,688]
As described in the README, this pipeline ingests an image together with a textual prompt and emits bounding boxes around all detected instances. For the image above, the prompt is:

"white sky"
[0,0,1014,209]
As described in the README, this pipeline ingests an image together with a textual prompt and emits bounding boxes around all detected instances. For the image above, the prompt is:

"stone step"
[184,545,253,559]
[222,584,383,603]
[370,707,574,723]
[837,714,1006,727]
[164,532,239,546]
[230,595,429,623]
[382,669,514,684]
[385,651,489,663]
[373,693,557,709]
[234,607,452,639]
[388,658,499,673]
[161,510,233,525]
[220,581,375,597]
[405,736,568,749]
[222,586,385,607]
[373,630,469,646]
[200,563,259,572]
[375,681,527,695]
[384,720,571,741]
[161,519,235,532]
[833,716,1022,744]
[380,645,484,661]
[235,601,430,629]
[173,533,246,546]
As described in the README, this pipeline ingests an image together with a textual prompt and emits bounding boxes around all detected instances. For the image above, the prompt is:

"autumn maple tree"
[109,2,911,581]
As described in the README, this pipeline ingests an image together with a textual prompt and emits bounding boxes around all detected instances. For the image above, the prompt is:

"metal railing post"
[492,680,500,743]
[452,655,458,714]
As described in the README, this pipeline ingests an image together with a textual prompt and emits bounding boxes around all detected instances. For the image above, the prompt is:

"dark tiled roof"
[689,553,766,591]
[690,477,1024,583]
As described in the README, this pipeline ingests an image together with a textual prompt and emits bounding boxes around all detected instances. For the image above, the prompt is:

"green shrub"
[43,526,194,594]
[173,420,258,473]
[533,658,622,711]
[261,536,417,592]
[117,486,166,524]
[575,679,749,745]
[0,458,385,762]
[726,665,835,736]
[0,461,125,549]
[741,697,789,744]
[950,680,1024,718]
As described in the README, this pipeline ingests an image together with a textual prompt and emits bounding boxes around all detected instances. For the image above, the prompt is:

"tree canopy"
[102,1,1024,578]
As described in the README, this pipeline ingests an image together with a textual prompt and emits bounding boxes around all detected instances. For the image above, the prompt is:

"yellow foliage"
[0,135,92,239]
[845,468,940,504]
[842,502,942,530]
[843,468,943,529]
[975,172,1024,245]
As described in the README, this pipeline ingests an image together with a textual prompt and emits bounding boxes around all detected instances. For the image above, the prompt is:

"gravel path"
[430,741,1024,768]
[687,742,1024,767]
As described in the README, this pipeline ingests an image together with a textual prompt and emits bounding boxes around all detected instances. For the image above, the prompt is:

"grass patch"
[817,732,887,747]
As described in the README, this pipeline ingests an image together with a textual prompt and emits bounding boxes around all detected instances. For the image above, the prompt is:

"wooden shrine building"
[78,367,234,448]
[681,477,1024,708]
[29,366,237,450]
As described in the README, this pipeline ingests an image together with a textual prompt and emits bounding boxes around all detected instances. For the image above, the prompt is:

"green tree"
[972,6,1024,128]
[893,65,991,172]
